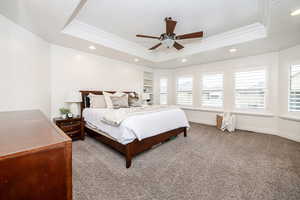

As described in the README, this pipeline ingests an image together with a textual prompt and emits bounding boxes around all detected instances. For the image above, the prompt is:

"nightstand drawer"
[60,123,81,132]
[53,117,84,141]
[60,121,80,126]
[66,130,81,138]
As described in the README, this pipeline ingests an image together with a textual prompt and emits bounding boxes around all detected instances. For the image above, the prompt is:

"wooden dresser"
[0,110,72,200]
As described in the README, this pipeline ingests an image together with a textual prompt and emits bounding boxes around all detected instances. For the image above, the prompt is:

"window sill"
[180,107,274,117]
[231,110,274,117]
[180,106,223,113]
[279,115,300,122]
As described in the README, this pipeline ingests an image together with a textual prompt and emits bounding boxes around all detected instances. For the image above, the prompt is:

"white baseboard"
[189,120,300,143]
[237,126,277,135]
[276,132,300,143]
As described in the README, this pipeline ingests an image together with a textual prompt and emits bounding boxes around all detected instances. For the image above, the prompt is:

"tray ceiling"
[76,0,261,48]
[1,0,300,68]
[62,0,268,62]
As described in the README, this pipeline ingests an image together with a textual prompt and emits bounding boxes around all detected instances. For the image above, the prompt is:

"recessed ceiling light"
[291,9,300,16]
[181,58,187,63]
[89,45,96,50]
[75,55,82,60]
[229,48,237,53]
[134,58,139,62]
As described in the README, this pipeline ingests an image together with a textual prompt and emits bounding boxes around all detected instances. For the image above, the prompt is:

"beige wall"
[277,45,300,141]
[0,14,151,119]
[154,49,300,142]
[0,14,51,117]
[50,45,151,118]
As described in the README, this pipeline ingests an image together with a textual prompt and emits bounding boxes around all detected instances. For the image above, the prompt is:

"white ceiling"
[76,0,260,48]
[0,0,85,42]
[0,0,300,68]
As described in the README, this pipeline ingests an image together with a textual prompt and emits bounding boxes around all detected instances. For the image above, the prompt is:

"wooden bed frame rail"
[80,90,187,168]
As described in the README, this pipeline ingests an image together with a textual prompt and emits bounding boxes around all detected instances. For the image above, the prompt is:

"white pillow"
[103,92,127,109]
[88,94,106,108]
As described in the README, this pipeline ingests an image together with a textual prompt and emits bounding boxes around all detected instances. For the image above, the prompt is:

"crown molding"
[62,20,156,61]
[62,20,267,63]
[155,23,267,62]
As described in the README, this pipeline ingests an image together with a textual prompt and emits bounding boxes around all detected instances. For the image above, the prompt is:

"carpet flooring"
[72,123,300,200]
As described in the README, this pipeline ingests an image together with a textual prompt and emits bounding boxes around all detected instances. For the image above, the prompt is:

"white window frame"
[289,64,300,112]
[176,76,193,106]
[200,72,224,108]
[233,67,268,111]
[159,77,168,105]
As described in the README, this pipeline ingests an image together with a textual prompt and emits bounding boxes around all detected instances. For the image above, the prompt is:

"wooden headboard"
[79,90,138,115]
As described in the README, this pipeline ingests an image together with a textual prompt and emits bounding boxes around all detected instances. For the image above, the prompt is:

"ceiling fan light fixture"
[162,38,175,48]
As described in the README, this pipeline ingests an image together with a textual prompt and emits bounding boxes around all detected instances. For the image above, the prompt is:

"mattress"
[82,107,189,144]
[85,123,118,142]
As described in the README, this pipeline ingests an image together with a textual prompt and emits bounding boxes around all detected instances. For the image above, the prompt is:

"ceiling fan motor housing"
[160,33,175,40]
[165,17,173,21]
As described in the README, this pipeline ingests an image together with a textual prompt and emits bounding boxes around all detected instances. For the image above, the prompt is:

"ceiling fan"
[136,17,204,51]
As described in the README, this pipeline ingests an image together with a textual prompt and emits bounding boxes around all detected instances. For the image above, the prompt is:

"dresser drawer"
[60,123,81,132]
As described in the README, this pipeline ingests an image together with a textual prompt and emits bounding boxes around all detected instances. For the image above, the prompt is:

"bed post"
[184,127,187,137]
[125,144,132,168]
[80,93,86,140]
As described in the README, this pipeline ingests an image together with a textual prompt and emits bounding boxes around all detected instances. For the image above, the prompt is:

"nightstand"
[53,117,85,140]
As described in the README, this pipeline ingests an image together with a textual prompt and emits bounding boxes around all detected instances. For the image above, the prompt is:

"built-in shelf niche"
[143,71,153,105]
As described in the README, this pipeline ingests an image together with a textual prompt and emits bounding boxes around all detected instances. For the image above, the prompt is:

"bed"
[80,90,189,168]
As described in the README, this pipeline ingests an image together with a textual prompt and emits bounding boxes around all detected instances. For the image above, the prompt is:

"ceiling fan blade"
[175,31,204,40]
[149,43,162,50]
[173,42,184,50]
[136,34,160,39]
[165,18,177,35]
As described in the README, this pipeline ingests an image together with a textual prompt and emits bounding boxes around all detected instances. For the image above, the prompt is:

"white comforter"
[82,106,189,144]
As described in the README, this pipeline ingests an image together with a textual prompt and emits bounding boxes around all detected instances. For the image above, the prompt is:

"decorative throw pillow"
[88,94,106,108]
[128,95,142,107]
[103,92,114,108]
[103,92,128,109]
[110,94,129,109]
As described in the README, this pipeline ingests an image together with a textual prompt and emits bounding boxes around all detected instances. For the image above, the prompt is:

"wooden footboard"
[124,127,187,168]
[85,126,187,168]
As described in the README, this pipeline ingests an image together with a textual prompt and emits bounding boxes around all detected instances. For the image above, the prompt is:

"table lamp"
[65,91,82,116]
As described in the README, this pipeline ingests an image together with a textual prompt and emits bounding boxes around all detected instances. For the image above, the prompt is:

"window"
[176,77,193,106]
[235,69,266,110]
[201,73,223,108]
[289,65,300,112]
[160,78,168,105]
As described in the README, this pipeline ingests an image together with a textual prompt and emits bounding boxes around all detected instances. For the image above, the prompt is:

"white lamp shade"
[142,93,151,100]
[65,91,82,103]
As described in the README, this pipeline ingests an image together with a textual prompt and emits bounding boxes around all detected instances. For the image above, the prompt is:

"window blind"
[160,78,168,105]
[201,74,223,108]
[289,65,300,111]
[176,77,193,106]
[235,70,266,109]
